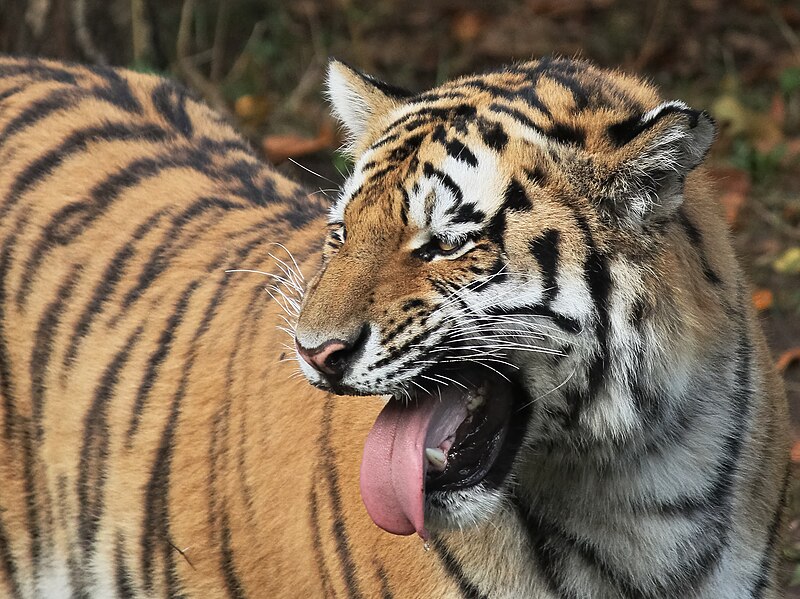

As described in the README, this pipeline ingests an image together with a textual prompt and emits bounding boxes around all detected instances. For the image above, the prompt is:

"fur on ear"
[602,101,716,224]
[326,59,413,156]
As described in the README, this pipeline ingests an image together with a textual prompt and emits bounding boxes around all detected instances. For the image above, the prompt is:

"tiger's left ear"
[326,59,413,156]
[602,101,716,224]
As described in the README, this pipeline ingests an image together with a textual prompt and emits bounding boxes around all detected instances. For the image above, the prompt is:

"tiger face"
[294,58,715,539]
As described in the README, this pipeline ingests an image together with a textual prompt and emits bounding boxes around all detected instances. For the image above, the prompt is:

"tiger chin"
[0,54,790,599]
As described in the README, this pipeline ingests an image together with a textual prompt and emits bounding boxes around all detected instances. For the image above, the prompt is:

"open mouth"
[359,369,526,539]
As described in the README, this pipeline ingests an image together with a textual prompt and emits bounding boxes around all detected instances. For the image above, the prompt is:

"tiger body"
[0,55,789,598]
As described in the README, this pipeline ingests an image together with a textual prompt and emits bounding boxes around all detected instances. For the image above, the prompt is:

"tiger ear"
[326,59,412,156]
[602,101,716,224]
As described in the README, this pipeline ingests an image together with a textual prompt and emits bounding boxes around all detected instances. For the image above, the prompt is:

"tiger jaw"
[356,366,528,538]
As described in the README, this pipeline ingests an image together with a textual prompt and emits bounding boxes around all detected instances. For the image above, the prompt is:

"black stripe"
[0,219,23,439]
[423,162,463,202]
[139,233,273,592]
[476,118,508,151]
[0,90,79,146]
[78,327,143,566]
[487,102,543,133]
[62,210,167,374]
[484,305,581,335]
[0,122,169,222]
[0,509,22,599]
[0,84,23,102]
[375,561,394,599]
[115,533,136,599]
[503,178,532,212]
[151,81,193,137]
[431,537,489,599]
[0,63,78,85]
[16,148,229,308]
[119,197,246,311]
[529,229,560,303]
[319,397,364,599]
[220,514,247,599]
[126,282,199,442]
[30,265,82,442]
[309,482,335,597]
[751,461,791,598]
[676,208,722,286]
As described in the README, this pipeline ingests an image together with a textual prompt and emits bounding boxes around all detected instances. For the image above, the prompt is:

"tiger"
[0,52,790,598]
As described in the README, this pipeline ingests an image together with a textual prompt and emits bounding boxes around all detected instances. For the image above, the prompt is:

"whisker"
[288,157,339,185]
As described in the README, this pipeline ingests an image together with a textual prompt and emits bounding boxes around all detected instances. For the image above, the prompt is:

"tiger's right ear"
[326,59,413,156]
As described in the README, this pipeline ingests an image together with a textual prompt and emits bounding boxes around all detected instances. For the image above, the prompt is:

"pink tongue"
[360,393,468,539]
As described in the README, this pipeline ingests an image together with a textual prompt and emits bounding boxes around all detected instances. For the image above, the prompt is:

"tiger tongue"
[360,392,469,539]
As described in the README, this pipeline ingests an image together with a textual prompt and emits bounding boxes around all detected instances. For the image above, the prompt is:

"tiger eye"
[437,239,460,253]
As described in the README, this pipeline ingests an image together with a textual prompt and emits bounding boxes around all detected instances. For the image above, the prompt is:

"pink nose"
[296,339,350,378]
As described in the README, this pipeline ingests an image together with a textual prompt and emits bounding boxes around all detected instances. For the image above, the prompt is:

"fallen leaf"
[451,11,487,43]
[262,122,335,165]
[792,440,800,463]
[752,288,773,311]
[777,348,800,373]
[234,94,270,125]
[709,167,750,227]
[774,247,800,274]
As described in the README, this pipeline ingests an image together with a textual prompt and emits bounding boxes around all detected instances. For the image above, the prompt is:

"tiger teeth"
[425,448,446,471]
[466,387,486,412]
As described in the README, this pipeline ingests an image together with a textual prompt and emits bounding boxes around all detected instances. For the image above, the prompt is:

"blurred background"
[2,0,800,591]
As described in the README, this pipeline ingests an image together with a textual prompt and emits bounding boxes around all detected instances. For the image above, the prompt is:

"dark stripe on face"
[487,102,542,133]
[503,178,532,212]
[547,122,586,148]
[452,203,486,226]
[676,208,722,286]
[151,81,193,137]
[529,230,560,303]
[431,538,489,599]
[78,327,143,568]
[432,125,479,167]
[607,105,698,147]
[484,305,581,335]
[0,122,170,221]
[476,118,508,151]
[423,162,463,202]
[387,133,424,163]
[319,397,364,599]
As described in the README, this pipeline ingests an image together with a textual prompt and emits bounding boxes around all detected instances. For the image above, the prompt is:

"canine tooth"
[425,448,446,471]
[466,391,485,412]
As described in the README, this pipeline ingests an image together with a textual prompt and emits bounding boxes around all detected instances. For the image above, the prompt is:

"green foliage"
[730,139,786,185]
[781,67,800,96]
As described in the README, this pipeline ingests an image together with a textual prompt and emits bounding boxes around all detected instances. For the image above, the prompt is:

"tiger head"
[294,57,716,539]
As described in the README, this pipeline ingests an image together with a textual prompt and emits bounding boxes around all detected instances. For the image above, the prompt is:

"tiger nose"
[295,326,368,380]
